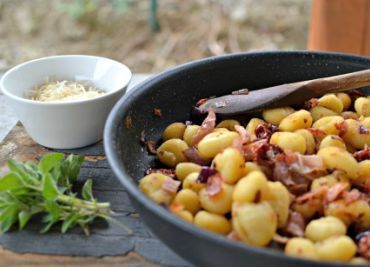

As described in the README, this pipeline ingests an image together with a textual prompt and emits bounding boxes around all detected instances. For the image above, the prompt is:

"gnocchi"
[139,91,370,263]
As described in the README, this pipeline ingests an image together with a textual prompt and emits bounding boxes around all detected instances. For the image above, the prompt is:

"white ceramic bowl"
[0,55,132,149]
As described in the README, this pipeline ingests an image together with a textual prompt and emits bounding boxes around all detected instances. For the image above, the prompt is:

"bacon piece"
[153,108,162,117]
[335,121,348,136]
[235,125,250,144]
[354,146,370,161]
[140,131,157,154]
[283,211,306,237]
[304,98,319,110]
[125,114,132,129]
[342,112,358,120]
[294,186,328,204]
[162,178,181,193]
[197,167,217,183]
[146,168,176,178]
[232,125,251,152]
[343,189,365,205]
[308,128,326,140]
[325,182,349,203]
[227,230,241,241]
[183,147,209,166]
[242,139,268,161]
[206,173,223,197]
[191,109,216,145]
[254,123,278,141]
[289,153,325,175]
[271,151,325,195]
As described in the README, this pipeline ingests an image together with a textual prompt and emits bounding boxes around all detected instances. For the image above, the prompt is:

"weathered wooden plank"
[0,248,161,267]
[0,124,191,267]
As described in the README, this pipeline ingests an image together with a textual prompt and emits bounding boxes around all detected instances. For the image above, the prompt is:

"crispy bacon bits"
[205,173,223,197]
[140,131,157,154]
[354,146,370,161]
[125,114,132,129]
[303,98,319,110]
[283,211,306,237]
[191,109,216,145]
[197,167,217,183]
[254,123,278,141]
[153,108,162,117]
[184,147,209,166]
[335,121,348,136]
[162,178,181,193]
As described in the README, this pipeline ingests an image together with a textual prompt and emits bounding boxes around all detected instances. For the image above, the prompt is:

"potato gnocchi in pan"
[139,90,370,263]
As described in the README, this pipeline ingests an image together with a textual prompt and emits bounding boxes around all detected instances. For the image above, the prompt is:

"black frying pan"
[104,51,370,267]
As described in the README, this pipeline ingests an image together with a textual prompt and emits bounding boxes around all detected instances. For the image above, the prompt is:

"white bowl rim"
[0,55,132,106]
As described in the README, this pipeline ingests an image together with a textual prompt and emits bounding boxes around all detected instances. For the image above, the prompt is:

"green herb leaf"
[64,154,85,183]
[45,201,61,223]
[39,153,64,174]
[18,210,32,230]
[7,159,38,187]
[0,205,19,232]
[0,173,23,192]
[42,173,59,200]
[0,153,129,235]
[61,213,79,233]
[82,179,94,201]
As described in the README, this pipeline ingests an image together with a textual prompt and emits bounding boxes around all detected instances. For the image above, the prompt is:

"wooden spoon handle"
[199,69,370,115]
[302,68,370,95]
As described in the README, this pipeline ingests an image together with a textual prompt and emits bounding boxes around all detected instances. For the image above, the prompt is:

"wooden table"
[0,74,191,267]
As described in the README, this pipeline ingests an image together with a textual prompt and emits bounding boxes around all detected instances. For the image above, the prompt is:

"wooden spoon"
[198,69,370,115]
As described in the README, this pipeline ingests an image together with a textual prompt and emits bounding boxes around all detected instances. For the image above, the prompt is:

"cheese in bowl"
[27,79,105,102]
[0,55,131,149]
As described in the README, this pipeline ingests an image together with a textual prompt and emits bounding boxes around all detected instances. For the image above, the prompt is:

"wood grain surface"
[0,123,190,267]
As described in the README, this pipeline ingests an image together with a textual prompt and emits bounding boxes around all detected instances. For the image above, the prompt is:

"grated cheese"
[27,78,106,102]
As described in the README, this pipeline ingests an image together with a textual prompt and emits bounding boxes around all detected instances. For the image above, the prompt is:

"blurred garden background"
[0,0,311,73]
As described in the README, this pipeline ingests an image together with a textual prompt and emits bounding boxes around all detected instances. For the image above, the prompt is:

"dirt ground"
[0,0,311,73]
